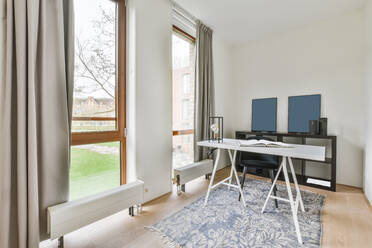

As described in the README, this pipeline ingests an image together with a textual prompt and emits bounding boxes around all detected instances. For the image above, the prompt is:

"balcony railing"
[72,117,116,121]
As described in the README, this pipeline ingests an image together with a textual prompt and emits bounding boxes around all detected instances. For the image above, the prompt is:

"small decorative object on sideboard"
[309,120,318,135]
[319,118,328,136]
[209,116,223,143]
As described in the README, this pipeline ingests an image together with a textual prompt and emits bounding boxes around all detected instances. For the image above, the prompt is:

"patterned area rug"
[147,178,325,248]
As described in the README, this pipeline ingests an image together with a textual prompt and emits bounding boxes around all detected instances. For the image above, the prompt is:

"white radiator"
[47,180,144,240]
[174,159,213,193]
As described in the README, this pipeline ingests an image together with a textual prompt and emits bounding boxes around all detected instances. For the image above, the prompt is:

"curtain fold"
[194,21,215,162]
[0,0,74,247]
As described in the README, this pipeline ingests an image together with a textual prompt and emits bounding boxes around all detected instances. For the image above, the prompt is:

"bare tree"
[75,5,116,100]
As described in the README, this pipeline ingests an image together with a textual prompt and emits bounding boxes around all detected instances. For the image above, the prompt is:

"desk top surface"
[197,138,325,161]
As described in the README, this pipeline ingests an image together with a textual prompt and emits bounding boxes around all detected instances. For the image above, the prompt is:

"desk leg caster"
[58,236,64,248]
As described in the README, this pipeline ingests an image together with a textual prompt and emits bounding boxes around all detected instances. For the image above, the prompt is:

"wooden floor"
[42,167,372,248]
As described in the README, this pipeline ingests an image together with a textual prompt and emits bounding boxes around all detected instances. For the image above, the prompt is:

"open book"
[238,139,294,148]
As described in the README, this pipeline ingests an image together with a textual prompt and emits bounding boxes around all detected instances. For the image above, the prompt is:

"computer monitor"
[252,98,277,132]
[288,94,321,133]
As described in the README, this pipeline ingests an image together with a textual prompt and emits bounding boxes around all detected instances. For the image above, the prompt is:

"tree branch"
[76,41,115,99]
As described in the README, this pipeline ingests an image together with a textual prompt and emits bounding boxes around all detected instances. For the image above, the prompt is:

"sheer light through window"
[172,28,195,169]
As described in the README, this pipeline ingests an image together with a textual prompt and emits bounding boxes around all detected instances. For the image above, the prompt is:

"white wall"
[126,0,233,202]
[127,0,173,202]
[231,9,365,187]
[214,35,234,169]
[364,2,372,203]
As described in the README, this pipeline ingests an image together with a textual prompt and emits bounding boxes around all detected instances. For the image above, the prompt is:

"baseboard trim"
[337,183,362,190]
[363,194,372,211]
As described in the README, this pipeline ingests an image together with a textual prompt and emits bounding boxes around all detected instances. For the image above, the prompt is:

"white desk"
[197,138,325,244]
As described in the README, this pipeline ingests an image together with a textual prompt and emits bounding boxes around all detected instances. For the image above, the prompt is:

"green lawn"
[71,124,116,132]
[70,144,120,200]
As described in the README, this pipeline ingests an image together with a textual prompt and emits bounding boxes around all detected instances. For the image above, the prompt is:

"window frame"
[71,0,127,185]
[173,25,195,43]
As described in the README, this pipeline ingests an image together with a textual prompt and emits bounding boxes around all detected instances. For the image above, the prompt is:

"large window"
[172,27,196,169]
[71,0,126,200]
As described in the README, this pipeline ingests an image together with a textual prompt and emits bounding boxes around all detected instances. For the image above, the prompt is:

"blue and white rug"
[147,178,325,248]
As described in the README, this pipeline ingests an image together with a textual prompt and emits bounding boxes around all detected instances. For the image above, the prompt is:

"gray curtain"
[0,0,74,247]
[194,21,215,162]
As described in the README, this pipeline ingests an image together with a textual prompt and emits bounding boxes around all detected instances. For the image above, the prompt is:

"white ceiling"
[174,0,366,45]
